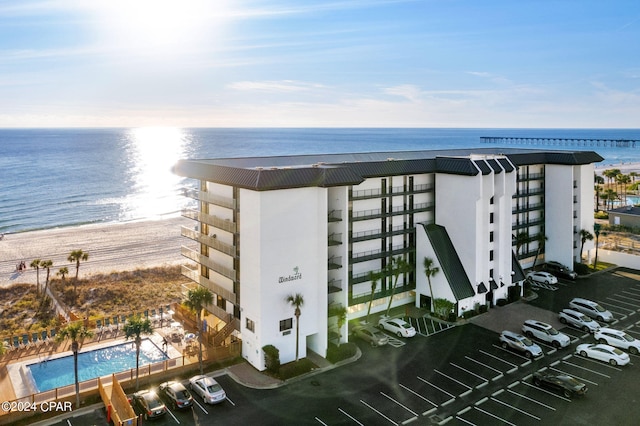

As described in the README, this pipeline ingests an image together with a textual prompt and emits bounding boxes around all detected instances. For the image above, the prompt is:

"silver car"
[352,325,389,347]
[559,309,600,333]
[569,298,614,323]
[499,330,543,358]
[189,375,226,404]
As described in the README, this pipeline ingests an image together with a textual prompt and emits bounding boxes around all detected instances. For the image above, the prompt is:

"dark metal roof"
[173,147,603,190]
[422,223,475,301]
[486,159,503,174]
[473,160,491,175]
[512,251,526,282]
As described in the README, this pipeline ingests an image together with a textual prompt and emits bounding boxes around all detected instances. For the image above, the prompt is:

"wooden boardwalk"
[481,136,640,148]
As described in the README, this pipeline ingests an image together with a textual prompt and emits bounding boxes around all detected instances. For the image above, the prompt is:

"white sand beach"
[595,161,640,175]
[0,216,194,287]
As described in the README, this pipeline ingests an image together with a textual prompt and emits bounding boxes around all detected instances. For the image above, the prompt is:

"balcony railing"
[328,210,343,222]
[181,265,237,304]
[328,256,342,270]
[182,209,237,233]
[182,188,236,209]
[181,246,236,281]
[328,232,342,246]
[181,227,237,257]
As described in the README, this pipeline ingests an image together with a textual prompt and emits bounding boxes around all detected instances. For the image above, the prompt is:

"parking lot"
[43,267,640,425]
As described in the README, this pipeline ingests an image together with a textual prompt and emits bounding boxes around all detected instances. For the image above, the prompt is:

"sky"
[1,0,639,128]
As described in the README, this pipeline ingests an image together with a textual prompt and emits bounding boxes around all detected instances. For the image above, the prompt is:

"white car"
[595,328,640,355]
[188,375,226,405]
[522,320,571,348]
[576,343,630,366]
[378,318,417,338]
[526,271,558,285]
[559,309,600,333]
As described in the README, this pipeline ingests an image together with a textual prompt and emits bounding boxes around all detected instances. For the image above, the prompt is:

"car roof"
[598,327,625,335]
[562,308,586,316]
[524,319,551,328]
[571,297,596,305]
[501,330,524,338]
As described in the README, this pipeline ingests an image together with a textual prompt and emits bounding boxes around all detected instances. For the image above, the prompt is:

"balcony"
[328,210,343,222]
[182,209,237,233]
[351,183,434,200]
[351,244,409,264]
[328,279,342,293]
[181,246,236,281]
[182,188,236,209]
[181,227,237,257]
[328,232,342,246]
[328,256,342,270]
[181,265,237,304]
[512,202,544,214]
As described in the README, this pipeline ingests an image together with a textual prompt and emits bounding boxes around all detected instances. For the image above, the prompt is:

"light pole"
[594,224,601,269]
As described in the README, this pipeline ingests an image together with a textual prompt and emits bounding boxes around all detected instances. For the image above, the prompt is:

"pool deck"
[0,323,197,404]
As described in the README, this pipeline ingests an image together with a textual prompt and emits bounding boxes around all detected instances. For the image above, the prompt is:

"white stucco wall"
[545,165,577,267]
[240,187,328,371]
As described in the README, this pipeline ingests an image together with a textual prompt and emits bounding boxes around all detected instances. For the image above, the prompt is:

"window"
[217,295,225,309]
[246,318,255,332]
[490,196,494,205]
[490,250,494,261]
[489,231,494,242]
[280,318,293,332]
[490,213,494,223]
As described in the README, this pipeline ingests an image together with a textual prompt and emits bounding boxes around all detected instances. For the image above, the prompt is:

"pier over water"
[481,136,640,148]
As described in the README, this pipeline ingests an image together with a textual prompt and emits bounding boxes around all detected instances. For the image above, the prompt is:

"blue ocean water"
[1,127,639,234]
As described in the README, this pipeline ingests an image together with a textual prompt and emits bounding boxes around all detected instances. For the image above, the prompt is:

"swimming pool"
[27,339,168,392]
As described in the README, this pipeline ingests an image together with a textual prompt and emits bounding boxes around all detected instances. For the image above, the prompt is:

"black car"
[532,371,587,398]
[542,261,577,280]
[159,381,194,410]
[131,390,167,420]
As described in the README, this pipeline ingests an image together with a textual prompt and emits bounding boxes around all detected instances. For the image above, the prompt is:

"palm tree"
[594,185,603,211]
[385,256,411,317]
[122,315,153,390]
[531,233,548,268]
[40,259,53,288]
[56,322,93,408]
[68,249,89,281]
[184,286,213,375]
[579,229,594,262]
[423,257,440,311]
[616,174,631,205]
[67,249,89,300]
[604,189,618,210]
[57,266,69,281]
[30,258,42,296]
[285,293,304,362]
[603,169,620,188]
[366,271,380,324]
[515,231,529,256]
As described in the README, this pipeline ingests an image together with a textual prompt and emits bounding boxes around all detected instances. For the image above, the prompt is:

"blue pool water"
[28,339,168,392]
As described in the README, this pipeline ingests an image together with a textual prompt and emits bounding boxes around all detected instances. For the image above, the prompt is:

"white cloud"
[227,80,326,93]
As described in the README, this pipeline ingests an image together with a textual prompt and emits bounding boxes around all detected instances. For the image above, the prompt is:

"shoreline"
[0,216,194,287]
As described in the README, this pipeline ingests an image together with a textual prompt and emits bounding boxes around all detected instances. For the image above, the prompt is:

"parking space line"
[165,406,181,424]
[380,392,419,418]
[338,407,364,425]
[226,396,236,406]
[573,355,623,371]
[549,367,599,385]
[520,381,572,402]
[360,399,399,425]
[562,360,611,378]
[490,397,541,420]
[416,376,456,399]
[472,406,516,426]
[608,296,640,309]
[479,350,518,368]
[491,344,530,363]
[455,415,476,425]
[506,389,556,411]
[463,356,505,381]
[193,398,209,414]
[604,298,638,311]
[434,369,472,390]
[621,290,640,300]
[399,383,437,407]
[315,417,328,425]
[450,362,490,383]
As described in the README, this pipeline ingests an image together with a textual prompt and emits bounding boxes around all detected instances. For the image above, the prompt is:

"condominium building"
[173,147,602,370]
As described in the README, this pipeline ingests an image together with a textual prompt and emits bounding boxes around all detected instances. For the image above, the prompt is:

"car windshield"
[522,337,534,346]
[145,395,163,409]
[622,333,635,342]
[594,304,606,312]
[548,328,559,335]
[207,383,222,393]
[579,314,591,322]
[612,348,625,355]
[401,323,412,329]
[176,389,191,399]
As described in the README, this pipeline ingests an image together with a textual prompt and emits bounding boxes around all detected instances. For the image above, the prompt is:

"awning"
[490,279,498,290]
[477,282,488,294]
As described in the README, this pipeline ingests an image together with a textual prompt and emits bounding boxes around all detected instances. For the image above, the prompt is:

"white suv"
[568,298,614,323]
[522,320,571,348]
[594,327,640,355]
[559,309,600,333]
[499,330,543,358]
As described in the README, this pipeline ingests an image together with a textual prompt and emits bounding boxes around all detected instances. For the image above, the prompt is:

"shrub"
[278,358,315,380]
[574,263,591,275]
[496,298,508,307]
[594,211,608,219]
[262,344,280,373]
[433,298,455,319]
[326,342,357,363]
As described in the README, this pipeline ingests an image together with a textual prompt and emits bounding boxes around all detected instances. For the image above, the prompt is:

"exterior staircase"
[213,314,239,346]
